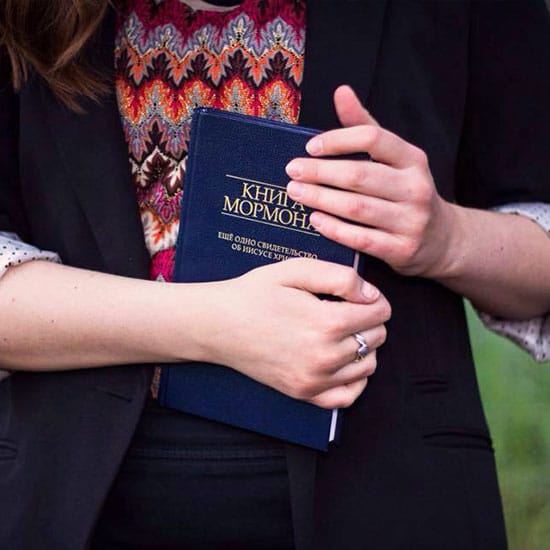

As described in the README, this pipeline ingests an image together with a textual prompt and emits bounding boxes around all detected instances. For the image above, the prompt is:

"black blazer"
[1,2,549,548]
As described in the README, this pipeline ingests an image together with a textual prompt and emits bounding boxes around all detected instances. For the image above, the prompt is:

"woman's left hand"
[286,85,459,279]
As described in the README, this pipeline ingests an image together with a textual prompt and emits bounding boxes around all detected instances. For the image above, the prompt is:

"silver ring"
[353,332,369,362]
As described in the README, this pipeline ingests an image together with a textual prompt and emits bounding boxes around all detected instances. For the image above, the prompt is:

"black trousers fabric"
[92,398,295,549]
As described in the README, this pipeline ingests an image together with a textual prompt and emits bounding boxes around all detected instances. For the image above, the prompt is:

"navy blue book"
[158,108,360,451]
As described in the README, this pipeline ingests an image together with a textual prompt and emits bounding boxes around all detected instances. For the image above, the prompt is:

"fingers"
[287,181,405,233]
[291,328,384,409]
[236,259,391,410]
[339,324,387,364]
[331,354,378,386]
[298,311,387,405]
[308,211,403,262]
[305,125,426,169]
[321,296,392,339]
[271,258,381,303]
[308,325,386,409]
[320,324,386,382]
[309,378,369,410]
[286,157,403,202]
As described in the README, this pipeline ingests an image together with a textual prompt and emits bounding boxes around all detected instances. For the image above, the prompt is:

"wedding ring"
[353,332,369,362]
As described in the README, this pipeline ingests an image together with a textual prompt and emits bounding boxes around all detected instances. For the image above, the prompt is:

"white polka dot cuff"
[477,203,550,363]
[0,232,60,274]
[0,232,61,381]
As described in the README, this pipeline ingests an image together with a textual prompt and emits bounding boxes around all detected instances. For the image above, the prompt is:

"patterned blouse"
[115,0,306,394]
[114,0,305,283]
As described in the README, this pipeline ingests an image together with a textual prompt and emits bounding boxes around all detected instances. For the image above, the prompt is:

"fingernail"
[287,181,304,199]
[309,212,323,229]
[285,160,303,179]
[361,281,379,301]
[306,137,323,155]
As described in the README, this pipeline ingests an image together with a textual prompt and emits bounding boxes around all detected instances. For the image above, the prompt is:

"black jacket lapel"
[300,0,388,130]
[289,4,388,549]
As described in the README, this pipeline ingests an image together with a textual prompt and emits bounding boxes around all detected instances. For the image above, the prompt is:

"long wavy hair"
[0,0,111,111]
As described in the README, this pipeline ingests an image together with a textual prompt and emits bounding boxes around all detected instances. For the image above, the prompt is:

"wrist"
[161,280,233,365]
[426,201,469,282]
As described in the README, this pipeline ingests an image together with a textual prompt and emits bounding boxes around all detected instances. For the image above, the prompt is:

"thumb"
[274,258,380,304]
[334,85,379,128]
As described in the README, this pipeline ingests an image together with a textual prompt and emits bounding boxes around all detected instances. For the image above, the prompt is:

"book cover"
[159,108,360,451]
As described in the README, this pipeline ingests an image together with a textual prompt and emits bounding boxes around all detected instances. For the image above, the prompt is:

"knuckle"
[350,230,372,252]
[343,265,359,288]
[378,325,388,345]
[330,222,348,245]
[309,160,320,181]
[305,184,320,204]
[359,126,380,150]
[291,387,309,401]
[311,387,358,410]
[384,301,393,321]
[364,354,378,376]
[338,382,367,408]
[291,377,316,401]
[325,394,350,410]
[321,347,343,370]
[408,212,429,237]
[284,370,317,400]
[334,266,359,296]
[412,181,433,206]
[397,237,420,263]
[402,181,417,202]
[314,349,335,371]
[281,379,300,400]
[348,195,369,219]
[310,395,333,410]
[319,314,344,339]
[339,387,362,408]
[411,146,429,169]
[348,163,367,190]
[377,299,392,322]
[369,326,387,349]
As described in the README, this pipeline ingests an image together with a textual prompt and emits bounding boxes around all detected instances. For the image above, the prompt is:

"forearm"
[0,260,209,369]
[435,204,550,319]
[0,257,391,409]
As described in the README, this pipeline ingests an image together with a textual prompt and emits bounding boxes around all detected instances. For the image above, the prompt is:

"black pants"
[92,398,295,549]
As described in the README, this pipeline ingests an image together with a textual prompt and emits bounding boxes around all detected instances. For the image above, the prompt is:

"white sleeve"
[0,232,61,381]
[476,203,550,363]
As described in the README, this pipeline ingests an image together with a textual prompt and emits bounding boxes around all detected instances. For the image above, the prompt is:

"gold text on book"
[222,175,317,236]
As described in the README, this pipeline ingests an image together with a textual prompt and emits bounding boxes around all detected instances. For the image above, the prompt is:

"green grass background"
[466,303,550,550]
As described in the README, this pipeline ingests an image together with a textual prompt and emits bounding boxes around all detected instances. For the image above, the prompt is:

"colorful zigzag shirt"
[115,0,306,395]
[115,0,306,282]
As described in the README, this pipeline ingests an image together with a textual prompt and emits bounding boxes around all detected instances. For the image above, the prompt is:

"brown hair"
[0,0,111,111]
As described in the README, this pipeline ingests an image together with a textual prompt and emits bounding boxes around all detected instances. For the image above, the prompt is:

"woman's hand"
[195,258,391,409]
[283,85,550,320]
[285,85,458,279]
[0,258,387,388]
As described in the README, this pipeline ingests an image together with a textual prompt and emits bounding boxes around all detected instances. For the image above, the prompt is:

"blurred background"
[467,303,550,549]
[467,4,550,550]
[471,3,550,549]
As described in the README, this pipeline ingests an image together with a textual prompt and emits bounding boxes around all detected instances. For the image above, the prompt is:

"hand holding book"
[199,257,390,410]
[159,108,391,449]
[286,84,456,280]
